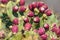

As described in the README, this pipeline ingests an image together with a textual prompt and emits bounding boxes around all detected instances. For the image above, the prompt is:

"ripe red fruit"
[19,6,26,12]
[51,23,60,35]
[51,38,57,40]
[11,25,18,34]
[52,27,60,35]
[32,2,37,8]
[39,7,45,13]
[40,34,47,40]
[52,23,57,27]
[13,6,18,12]
[1,0,8,4]
[28,11,34,17]
[37,1,44,8]
[23,17,29,23]
[51,26,58,32]
[45,9,52,16]
[33,17,40,23]
[44,23,49,29]
[55,28,60,36]
[38,27,45,35]
[39,4,48,13]
[13,18,19,25]
[29,4,33,11]
[29,2,37,11]
[42,4,48,10]
[19,0,25,6]
[24,23,32,30]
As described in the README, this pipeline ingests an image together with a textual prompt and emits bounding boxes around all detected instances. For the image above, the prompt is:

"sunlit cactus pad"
[0,0,60,40]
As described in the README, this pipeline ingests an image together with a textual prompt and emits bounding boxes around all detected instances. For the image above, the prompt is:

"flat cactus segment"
[7,1,16,21]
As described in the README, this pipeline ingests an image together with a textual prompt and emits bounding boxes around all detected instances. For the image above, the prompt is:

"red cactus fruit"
[11,25,18,34]
[29,4,33,11]
[55,28,60,36]
[39,4,48,13]
[19,6,26,12]
[13,18,19,25]
[38,27,45,35]
[39,7,45,13]
[32,2,37,8]
[19,0,25,6]
[28,11,34,17]
[51,26,58,33]
[37,1,44,8]
[24,23,32,30]
[33,17,40,23]
[29,2,37,11]
[45,9,52,16]
[40,34,47,40]
[42,4,48,10]
[1,0,8,4]
[52,23,57,27]
[13,6,18,12]
[52,27,60,35]
[23,17,29,23]
[44,23,49,29]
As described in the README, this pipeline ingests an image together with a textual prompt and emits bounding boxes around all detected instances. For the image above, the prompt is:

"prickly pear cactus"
[0,0,60,40]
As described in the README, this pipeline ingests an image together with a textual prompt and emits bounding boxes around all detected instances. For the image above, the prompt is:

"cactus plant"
[0,0,60,40]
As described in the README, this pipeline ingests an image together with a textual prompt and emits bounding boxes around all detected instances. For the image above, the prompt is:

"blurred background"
[25,0,60,23]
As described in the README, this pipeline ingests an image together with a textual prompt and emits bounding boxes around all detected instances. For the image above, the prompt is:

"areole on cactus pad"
[0,0,60,40]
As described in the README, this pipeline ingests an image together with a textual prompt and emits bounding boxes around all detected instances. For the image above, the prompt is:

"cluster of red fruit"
[29,1,52,16]
[0,0,59,40]
[12,0,52,16]
[11,0,52,30]
[34,23,60,40]
[0,0,52,16]
[11,0,57,40]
